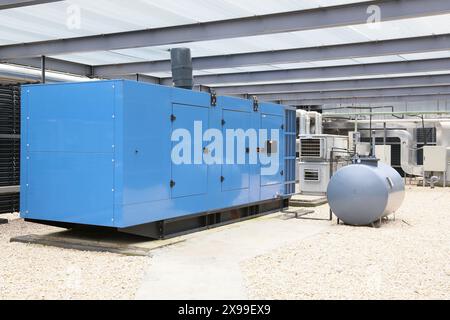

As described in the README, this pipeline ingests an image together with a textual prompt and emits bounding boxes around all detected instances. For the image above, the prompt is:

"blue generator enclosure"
[20,80,296,238]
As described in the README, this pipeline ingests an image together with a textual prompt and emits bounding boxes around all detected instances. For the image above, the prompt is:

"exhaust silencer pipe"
[171,48,193,90]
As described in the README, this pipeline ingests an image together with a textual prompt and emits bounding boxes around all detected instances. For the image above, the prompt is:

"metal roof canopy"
[171,58,450,86]
[92,34,450,77]
[0,0,450,105]
[1,0,450,60]
[5,33,450,81]
[211,74,450,95]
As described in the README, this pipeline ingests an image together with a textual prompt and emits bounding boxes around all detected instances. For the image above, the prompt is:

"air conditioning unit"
[297,135,349,195]
[299,135,349,161]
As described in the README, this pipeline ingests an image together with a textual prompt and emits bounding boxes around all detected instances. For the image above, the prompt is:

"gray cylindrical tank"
[171,48,193,90]
[327,160,405,226]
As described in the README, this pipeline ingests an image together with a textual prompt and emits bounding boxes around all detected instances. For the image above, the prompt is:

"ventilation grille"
[300,138,322,158]
[304,169,320,182]
[0,84,20,214]
[284,109,296,195]
[417,128,437,144]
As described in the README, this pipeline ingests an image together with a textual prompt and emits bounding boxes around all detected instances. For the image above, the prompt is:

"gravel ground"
[0,215,148,300]
[242,187,450,300]
[0,187,448,300]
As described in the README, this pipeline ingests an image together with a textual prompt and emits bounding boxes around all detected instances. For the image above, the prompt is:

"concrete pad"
[136,211,332,300]
[0,213,21,223]
[290,194,328,207]
[10,229,189,257]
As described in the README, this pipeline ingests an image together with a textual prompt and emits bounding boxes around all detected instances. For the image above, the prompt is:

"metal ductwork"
[373,130,423,176]
[437,122,450,183]
[296,110,324,136]
[170,48,193,90]
[296,110,308,135]
[307,111,323,135]
[314,112,323,135]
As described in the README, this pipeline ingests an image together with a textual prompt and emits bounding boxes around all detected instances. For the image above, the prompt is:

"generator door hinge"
[210,91,217,107]
[170,180,176,188]
[221,119,226,126]
[170,114,177,122]
[252,96,259,112]
[220,176,225,183]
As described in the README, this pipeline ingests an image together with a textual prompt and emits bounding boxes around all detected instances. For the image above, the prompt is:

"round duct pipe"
[296,110,308,135]
[170,48,193,90]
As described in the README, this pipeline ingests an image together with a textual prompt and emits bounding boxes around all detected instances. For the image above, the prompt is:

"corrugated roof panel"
[51,51,146,65]
[352,55,406,64]
[349,14,450,41]
[270,62,316,69]
[400,51,450,61]
[309,58,360,67]
[207,70,450,87]
[110,47,171,61]
[50,12,450,67]
[235,65,282,72]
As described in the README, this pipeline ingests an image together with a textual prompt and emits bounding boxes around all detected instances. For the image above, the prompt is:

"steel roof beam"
[0,0,62,10]
[169,58,450,86]
[212,74,450,95]
[4,57,93,77]
[1,0,450,59]
[94,34,450,77]
[258,86,450,101]
[283,94,450,106]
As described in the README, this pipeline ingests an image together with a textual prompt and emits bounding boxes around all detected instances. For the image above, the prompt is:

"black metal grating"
[284,109,296,195]
[304,169,320,182]
[300,138,322,158]
[416,127,437,144]
[0,84,21,214]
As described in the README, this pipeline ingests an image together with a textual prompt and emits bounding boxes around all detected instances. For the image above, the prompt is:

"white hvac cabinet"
[423,146,447,172]
[298,135,349,161]
[299,162,331,195]
[376,145,392,165]
[297,135,349,195]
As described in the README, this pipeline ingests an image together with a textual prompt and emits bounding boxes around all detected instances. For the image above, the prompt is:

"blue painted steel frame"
[21,80,294,229]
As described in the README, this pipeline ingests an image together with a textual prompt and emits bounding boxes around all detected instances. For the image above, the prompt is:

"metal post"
[423,169,426,187]
[444,172,447,188]
[371,130,376,157]
[41,55,46,84]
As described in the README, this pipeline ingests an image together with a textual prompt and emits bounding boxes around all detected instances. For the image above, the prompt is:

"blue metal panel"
[260,113,284,187]
[21,81,117,227]
[222,109,251,191]
[171,103,209,198]
[26,82,115,153]
[23,153,115,226]
[121,82,172,206]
